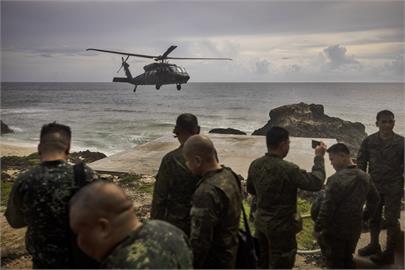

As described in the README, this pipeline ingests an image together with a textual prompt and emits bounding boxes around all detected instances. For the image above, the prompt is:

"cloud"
[255,59,270,74]
[384,55,405,76]
[322,44,360,70]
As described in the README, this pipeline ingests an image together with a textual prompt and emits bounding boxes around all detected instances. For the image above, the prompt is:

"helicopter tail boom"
[112,77,133,83]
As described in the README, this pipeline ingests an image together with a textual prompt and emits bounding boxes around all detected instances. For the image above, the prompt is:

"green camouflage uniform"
[315,165,380,268]
[357,132,404,252]
[102,220,193,269]
[151,146,199,236]
[247,154,325,269]
[190,167,242,269]
[5,160,97,268]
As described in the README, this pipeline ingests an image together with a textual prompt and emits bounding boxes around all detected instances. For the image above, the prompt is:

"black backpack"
[69,163,100,269]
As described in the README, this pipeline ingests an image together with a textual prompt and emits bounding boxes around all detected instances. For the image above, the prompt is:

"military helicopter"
[87,45,232,92]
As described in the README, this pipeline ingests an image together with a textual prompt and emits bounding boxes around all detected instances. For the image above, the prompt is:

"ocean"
[1,82,404,155]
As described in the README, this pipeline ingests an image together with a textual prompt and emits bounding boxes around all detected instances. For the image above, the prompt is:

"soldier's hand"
[315,141,327,157]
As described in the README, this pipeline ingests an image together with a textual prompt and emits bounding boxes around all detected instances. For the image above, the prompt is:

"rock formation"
[1,121,14,135]
[209,128,247,135]
[252,102,367,155]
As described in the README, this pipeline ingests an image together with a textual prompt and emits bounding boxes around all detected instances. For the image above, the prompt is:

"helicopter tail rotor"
[117,55,130,73]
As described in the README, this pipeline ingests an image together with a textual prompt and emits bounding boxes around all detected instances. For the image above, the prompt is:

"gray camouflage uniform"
[151,146,199,236]
[357,132,404,252]
[190,167,242,269]
[247,153,325,269]
[102,220,193,269]
[5,160,97,268]
[315,165,380,268]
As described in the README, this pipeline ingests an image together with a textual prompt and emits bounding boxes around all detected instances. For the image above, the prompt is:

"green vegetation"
[297,198,318,250]
[240,197,318,250]
[1,181,13,207]
[120,174,142,184]
[119,174,154,194]
[1,153,40,170]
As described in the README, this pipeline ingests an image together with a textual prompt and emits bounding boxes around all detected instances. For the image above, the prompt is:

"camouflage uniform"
[5,160,97,268]
[247,154,325,269]
[315,165,380,268]
[102,220,193,269]
[190,167,242,269]
[357,132,404,252]
[151,146,199,236]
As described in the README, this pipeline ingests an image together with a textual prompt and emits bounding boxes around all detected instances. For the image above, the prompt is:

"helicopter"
[87,45,232,92]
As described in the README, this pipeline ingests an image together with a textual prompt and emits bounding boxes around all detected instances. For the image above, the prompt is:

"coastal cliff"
[252,102,367,155]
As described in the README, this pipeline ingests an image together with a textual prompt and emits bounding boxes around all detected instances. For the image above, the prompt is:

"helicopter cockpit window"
[176,67,183,73]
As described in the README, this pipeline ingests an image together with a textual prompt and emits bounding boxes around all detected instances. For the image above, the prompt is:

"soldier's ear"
[98,218,112,239]
[195,155,203,167]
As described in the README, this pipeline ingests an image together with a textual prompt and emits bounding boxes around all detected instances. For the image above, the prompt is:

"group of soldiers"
[4,110,404,269]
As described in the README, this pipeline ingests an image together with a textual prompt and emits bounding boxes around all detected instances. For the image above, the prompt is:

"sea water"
[1,82,404,155]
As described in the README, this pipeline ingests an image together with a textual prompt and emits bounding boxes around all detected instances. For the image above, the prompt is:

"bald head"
[183,135,217,162]
[70,181,133,225]
[183,135,220,176]
[69,182,138,261]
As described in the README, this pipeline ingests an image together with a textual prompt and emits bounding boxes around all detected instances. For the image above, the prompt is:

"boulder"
[209,128,247,135]
[1,121,14,135]
[252,102,367,155]
[69,150,107,164]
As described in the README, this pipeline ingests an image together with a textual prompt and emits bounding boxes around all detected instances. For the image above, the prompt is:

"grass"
[119,174,154,194]
[241,197,317,250]
[1,181,13,207]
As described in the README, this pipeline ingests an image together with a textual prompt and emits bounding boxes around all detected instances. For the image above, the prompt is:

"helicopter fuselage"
[134,63,190,86]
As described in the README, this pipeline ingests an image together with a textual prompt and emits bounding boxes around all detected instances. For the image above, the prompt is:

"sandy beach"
[0,143,37,157]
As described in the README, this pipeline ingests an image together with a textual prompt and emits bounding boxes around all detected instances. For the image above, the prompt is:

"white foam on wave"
[1,108,54,114]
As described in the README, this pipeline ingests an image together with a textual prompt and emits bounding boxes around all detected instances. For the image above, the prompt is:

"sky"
[1,0,404,82]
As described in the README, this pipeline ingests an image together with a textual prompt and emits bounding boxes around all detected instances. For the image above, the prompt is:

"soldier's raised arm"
[289,143,326,191]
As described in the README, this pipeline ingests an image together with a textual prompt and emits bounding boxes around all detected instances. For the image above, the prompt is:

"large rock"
[252,102,367,155]
[1,121,14,135]
[209,128,247,135]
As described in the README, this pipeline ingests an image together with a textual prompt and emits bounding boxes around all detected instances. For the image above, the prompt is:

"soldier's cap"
[174,113,199,133]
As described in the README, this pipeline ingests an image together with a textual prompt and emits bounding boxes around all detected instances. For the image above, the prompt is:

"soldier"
[357,110,404,265]
[314,143,380,269]
[5,122,97,268]
[247,127,326,269]
[69,181,193,269]
[151,113,200,236]
[183,135,242,268]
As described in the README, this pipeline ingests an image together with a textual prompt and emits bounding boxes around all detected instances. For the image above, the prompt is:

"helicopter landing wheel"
[176,84,181,91]
[155,85,160,90]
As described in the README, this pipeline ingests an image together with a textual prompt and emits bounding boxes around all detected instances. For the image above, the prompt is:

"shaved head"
[183,135,216,162]
[70,181,132,226]
[183,135,220,176]
[69,181,137,261]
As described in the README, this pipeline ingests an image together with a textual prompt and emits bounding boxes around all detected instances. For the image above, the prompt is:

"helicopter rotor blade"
[160,45,177,60]
[87,48,156,59]
[166,57,232,61]
[117,56,131,73]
